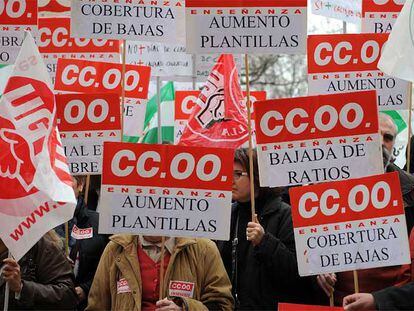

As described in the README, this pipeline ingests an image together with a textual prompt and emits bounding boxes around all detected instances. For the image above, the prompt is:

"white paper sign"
[290,172,410,276]
[185,1,307,54]
[99,143,233,240]
[311,0,362,24]
[254,91,384,187]
[70,0,186,44]
[308,34,410,111]
[126,41,242,81]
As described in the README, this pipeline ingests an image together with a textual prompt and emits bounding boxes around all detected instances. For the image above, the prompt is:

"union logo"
[180,55,249,148]
[0,76,72,215]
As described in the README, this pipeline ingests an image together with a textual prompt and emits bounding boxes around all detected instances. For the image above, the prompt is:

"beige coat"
[86,235,234,311]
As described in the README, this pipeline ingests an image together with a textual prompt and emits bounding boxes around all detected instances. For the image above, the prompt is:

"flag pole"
[84,175,91,204]
[159,237,166,300]
[329,291,334,307]
[353,270,359,293]
[3,252,10,311]
[406,83,413,173]
[121,39,127,142]
[156,77,162,143]
[155,75,166,300]
[64,223,69,256]
[244,54,256,221]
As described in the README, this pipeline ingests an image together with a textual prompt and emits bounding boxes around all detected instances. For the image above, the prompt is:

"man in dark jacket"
[0,233,77,310]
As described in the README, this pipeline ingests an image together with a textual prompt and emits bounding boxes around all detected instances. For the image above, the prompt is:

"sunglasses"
[233,170,248,181]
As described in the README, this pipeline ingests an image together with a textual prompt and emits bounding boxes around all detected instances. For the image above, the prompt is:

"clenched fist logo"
[0,129,36,190]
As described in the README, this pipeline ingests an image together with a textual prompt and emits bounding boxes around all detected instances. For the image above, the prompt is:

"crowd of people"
[1,112,414,310]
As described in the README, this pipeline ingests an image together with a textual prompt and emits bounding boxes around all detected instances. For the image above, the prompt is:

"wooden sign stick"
[84,175,91,204]
[244,54,256,222]
[353,270,359,293]
[121,39,127,142]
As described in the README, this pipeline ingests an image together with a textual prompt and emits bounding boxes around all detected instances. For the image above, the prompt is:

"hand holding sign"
[246,215,264,246]
[316,273,337,297]
[155,298,182,311]
[1,258,22,293]
[343,293,375,311]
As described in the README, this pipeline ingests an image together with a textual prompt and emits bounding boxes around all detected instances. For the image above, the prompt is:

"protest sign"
[290,172,410,276]
[174,90,266,144]
[185,0,307,54]
[126,41,190,78]
[98,143,233,240]
[279,303,343,311]
[311,0,362,24]
[54,59,151,99]
[70,0,185,44]
[308,34,410,111]
[0,0,38,65]
[56,93,122,175]
[126,41,243,81]
[123,98,147,138]
[254,91,384,187]
[38,17,120,85]
[362,0,405,33]
[0,33,76,260]
[378,0,414,83]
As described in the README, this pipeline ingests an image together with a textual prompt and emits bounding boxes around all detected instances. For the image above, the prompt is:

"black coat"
[373,282,414,310]
[0,236,77,310]
[218,195,322,310]
[69,197,109,310]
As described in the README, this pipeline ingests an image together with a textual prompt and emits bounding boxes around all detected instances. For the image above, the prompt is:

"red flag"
[0,32,76,260]
[179,54,249,148]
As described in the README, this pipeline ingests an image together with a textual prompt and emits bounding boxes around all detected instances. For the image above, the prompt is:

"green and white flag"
[124,82,175,144]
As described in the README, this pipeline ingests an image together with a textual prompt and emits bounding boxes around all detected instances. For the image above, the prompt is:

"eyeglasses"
[383,133,395,142]
[233,170,248,181]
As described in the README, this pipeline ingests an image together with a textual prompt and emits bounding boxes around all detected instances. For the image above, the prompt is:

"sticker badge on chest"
[117,278,132,294]
[71,225,93,240]
[169,281,195,298]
